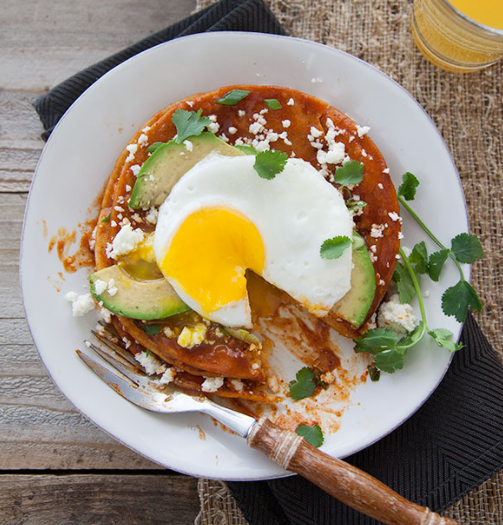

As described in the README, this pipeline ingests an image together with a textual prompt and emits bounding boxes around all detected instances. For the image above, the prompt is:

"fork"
[78,327,459,525]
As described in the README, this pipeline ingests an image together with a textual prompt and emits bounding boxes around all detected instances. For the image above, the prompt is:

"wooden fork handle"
[247,418,459,525]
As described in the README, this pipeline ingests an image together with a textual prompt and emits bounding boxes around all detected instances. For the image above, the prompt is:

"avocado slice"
[129,133,246,209]
[332,232,376,328]
[89,265,190,320]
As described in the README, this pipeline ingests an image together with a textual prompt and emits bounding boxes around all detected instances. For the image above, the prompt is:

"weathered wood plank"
[1,0,197,91]
[0,474,199,524]
[0,317,160,470]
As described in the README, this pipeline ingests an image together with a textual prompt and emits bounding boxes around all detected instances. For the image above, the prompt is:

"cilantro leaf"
[264,98,282,110]
[428,249,449,282]
[442,280,483,322]
[409,241,429,274]
[172,109,211,144]
[451,233,484,264]
[144,325,161,336]
[429,328,464,352]
[101,213,111,223]
[397,172,419,201]
[289,367,316,400]
[355,328,398,354]
[393,262,417,304]
[346,199,367,211]
[333,161,364,186]
[320,236,352,260]
[373,348,406,373]
[296,424,324,448]
[216,89,250,105]
[253,150,288,180]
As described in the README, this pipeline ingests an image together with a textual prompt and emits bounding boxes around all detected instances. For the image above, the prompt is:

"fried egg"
[153,153,354,328]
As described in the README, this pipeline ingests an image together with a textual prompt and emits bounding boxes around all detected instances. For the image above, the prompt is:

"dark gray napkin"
[33,2,503,523]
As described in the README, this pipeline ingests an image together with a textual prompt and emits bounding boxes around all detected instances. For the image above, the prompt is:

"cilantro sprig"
[296,424,324,448]
[172,109,211,144]
[289,367,327,400]
[320,236,352,260]
[356,247,461,373]
[397,172,483,323]
[334,160,364,187]
[357,171,482,373]
[253,150,288,179]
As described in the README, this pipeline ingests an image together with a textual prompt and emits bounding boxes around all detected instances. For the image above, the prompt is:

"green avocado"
[128,133,246,209]
[332,232,376,328]
[89,265,190,320]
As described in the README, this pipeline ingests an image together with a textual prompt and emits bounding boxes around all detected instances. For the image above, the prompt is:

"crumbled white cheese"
[207,121,220,133]
[370,223,387,238]
[66,292,95,317]
[159,368,176,385]
[93,279,108,295]
[163,326,176,338]
[267,375,281,393]
[229,379,244,392]
[183,140,193,152]
[145,207,158,225]
[383,168,390,174]
[388,211,402,223]
[107,279,118,297]
[142,126,151,133]
[135,351,166,375]
[99,307,112,323]
[126,144,138,162]
[378,183,384,189]
[106,224,145,259]
[138,134,149,146]
[177,323,207,348]
[282,120,291,128]
[377,294,419,336]
[228,126,238,135]
[356,125,371,137]
[309,126,323,139]
[125,184,131,192]
[130,164,141,176]
[201,376,224,393]
[238,110,246,117]
[317,141,345,165]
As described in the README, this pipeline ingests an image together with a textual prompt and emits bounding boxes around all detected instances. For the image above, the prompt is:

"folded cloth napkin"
[33,1,503,523]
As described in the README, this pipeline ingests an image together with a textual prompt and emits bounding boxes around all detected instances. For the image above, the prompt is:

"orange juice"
[411,0,503,72]
[449,0,503,31]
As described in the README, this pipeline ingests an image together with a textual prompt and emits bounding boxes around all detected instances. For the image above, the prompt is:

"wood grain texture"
[0,5,200,520]
[0,474,199,524]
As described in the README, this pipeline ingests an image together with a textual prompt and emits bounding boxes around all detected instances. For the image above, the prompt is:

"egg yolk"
[160,207,265,313]
[119,234,163,281]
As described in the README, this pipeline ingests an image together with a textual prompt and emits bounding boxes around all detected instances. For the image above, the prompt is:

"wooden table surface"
[1,1,202,523]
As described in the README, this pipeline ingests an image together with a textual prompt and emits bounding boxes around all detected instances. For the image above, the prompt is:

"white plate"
[21,32,468,480]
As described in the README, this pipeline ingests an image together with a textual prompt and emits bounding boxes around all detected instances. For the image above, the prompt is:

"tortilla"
[92,85,400,400]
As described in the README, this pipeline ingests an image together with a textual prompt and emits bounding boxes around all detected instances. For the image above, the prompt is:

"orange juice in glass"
[411,0,503,72]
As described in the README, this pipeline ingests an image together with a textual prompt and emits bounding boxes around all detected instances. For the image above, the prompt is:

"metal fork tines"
[77,329,256,437]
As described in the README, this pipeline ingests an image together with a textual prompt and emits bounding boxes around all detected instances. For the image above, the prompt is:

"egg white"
[153,153,354,327]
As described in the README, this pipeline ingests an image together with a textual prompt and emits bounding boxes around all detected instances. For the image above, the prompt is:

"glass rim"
[443,0,503,36]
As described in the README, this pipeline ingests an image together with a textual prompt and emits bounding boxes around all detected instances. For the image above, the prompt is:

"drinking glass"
[411,0,503,72]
